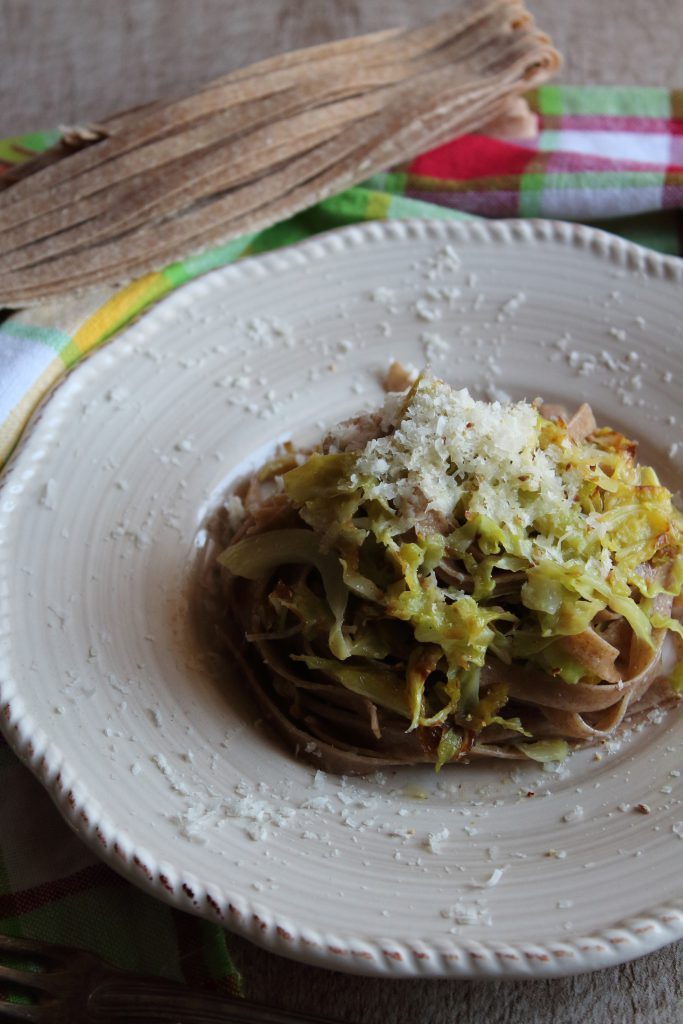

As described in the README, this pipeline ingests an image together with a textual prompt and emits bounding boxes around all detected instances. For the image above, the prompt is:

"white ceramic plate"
[2,220,683,979]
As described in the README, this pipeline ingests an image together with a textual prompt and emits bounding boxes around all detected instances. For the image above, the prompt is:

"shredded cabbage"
[218,376,683,768]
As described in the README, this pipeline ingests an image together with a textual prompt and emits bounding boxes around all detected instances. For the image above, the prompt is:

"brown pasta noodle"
[197,374,683,773]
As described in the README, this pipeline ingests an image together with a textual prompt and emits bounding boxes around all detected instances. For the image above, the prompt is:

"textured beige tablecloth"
[2,0,683,135]
[2,1,683,1021]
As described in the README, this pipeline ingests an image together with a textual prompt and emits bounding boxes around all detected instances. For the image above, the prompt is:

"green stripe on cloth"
[1,320,72,354]
[517,152,553,216]
[164,234,259,285]
[361,170,408,193]
[199,918,240,986]
[386,191,474,220]
[529,85,564,117]
[0,129,60,163]
[0,742,242,993]
[518,178,545,217]
[0,864,241,990]
[522,169,666,191]
[289,186,472,237]
[198,186,471,265]
[530,85,673,118]
[172,914,241,994]
[0,884,182,977]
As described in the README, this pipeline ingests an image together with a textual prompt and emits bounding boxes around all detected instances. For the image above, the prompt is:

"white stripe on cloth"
[551,130,672,165]
[0,333,57,422]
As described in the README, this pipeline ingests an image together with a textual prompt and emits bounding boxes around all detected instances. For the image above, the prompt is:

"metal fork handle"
[88,978,344,1024]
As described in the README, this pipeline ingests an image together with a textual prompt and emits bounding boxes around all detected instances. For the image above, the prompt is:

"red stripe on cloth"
[406,171,531,193]
[540,114,683,135]
[407,136,538,181]
[542,151,683,174]
[410,140,680,182]
[0,864,127,918]
[662,184,683,210]
[405,187,521,217]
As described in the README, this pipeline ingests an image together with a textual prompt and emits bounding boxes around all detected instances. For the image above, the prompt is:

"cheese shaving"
[345,378,579,535]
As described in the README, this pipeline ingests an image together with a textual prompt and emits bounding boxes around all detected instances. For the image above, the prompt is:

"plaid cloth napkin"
[0,84,681,991]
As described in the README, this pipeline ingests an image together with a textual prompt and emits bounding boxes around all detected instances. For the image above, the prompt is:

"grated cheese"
[345,378,581,542]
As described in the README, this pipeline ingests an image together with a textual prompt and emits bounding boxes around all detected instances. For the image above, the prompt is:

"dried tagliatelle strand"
[0,0,560,305]
[0,66,549,301]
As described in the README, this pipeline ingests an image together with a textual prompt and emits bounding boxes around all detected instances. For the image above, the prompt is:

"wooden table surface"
[2,2,683,1022]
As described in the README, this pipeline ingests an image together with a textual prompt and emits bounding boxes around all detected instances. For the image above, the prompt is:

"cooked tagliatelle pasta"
[204,374,683,773]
